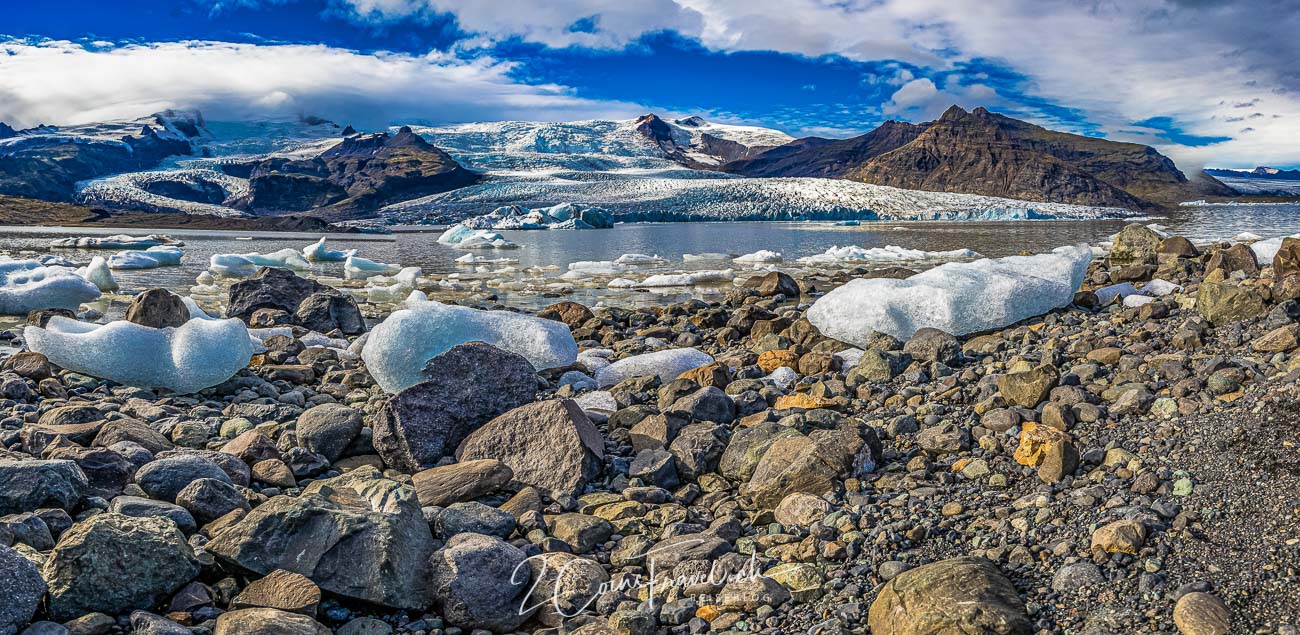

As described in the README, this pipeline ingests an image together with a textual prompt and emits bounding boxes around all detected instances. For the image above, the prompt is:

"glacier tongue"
[807,244,1092,342]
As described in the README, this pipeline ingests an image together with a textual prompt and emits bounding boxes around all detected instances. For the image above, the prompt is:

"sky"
[1,0,1298,170]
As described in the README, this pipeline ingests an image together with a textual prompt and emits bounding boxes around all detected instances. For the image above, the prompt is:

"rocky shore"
[0,224,1298,635]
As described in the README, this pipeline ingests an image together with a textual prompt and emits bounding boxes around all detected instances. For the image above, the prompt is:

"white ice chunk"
[808,244,1092,342]
[683,253,732,261]
[1094,282,1139,305]
[1122,295,1155,307]
[1250,234,1300,266]
[609,269,735,288]
[594,348,714,387]
[833,348,865,368]
[363,267,422,304]
[344,255,401,279]
[25,316,253,393]
[108,246,183,269]
[209,249,310,277]
[302,237,356,262]
[1143,279,1182,296]
[436,224,478,245]
[734,250,783,263]
[0,260,102,314]
[798,245,979,265]
[51,234,183,249]
[37,255,77,267]
[362,298,579,393]
[455,253,519,265]
[614,253,666,265]
[75,256,118,292]
[1232,232,1263,242]
[453,231,519,250]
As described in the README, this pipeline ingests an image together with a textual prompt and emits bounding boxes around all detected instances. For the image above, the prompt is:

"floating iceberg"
[609,269,735,288]
[808,245,1092,342]
[25,315,254,393]
[37,255,77,267]
[734,250,784,263]
[361,296,579,393]
[454,230,519,250]
[456,203,614,231]
[0,259,102,314]
[363,267,422,304]
[302,237,356,262]
[436,224,478,245]
[454,253,519,265]
[50,234,184,249]
[563,261,633,279]
[683,253,733,262]
[798,245,980,265]
[344,255,401,279]
[614,253,666,265]
[209,249,311,277]
[594,348,714,387]
[75,256,118,292]
[108,246,183,269]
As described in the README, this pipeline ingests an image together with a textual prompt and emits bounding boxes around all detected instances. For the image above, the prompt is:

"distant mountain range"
[0,105,1246,223]
[1205,166,1300,181]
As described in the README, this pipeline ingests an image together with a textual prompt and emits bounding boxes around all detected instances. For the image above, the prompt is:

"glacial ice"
[609,269,735,288]
[614,253,666,265]
[51,234,183,249]
[108,246,183,269]
[25,315,254,393]
[594,348,715,387]
[459,203,614,231]
[361,296,579,393]
[209,249,310,277]
[1250,234,1300,265]
[302,237,356,262]
[1122,295,1155,307]
[734,250,784,263]
[453,231,519,250]
[436,224,478,245]
[683,253,733,262]
[1143,279,1182,296]
[454,253,518,265]
[1094,282,1140,305]
[344,255,401,279]
[75,256,118,292]
[763,366,798,389]
[798,245,980,265]
[363,267,422,304]
[807,245,1092,342]
[0,259,103,314]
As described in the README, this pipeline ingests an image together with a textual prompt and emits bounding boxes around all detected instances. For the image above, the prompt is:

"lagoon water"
[2,201,1297,312]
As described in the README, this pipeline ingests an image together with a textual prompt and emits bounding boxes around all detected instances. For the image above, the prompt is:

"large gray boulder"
[206,468,434,610]
[457,399,603,498]
[124,289,190,329]
[295,404,363,462]
[226,268,335,323]
[867,556,1030,635]
[294,292,365,336]
[0,544,45,635]
[43,514,201,621]
[428,533,533,632]
[0,459,87,514]
[134,454,232,503]
[374,342,537,473]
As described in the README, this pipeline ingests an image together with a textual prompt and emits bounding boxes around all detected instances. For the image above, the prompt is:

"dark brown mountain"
[232,126,479,220]
[724,105,1233,210]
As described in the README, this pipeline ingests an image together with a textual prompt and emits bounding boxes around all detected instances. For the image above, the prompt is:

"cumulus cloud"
[0,39,646,129]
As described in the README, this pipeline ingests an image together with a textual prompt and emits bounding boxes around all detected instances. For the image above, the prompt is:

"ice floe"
[0,259,102,314]
[734,250,784,263]
[594,348,714,387]
[75,257,118,292]
[302,237,356,262]
[454,253,519,265]
[808,245,1092,342]
[362,267,422,304]
[797,245,980,265]
[209,249,310,277]
[614,253,667,265]
[50,234,184,249]
[108,246,183,269]
[361,296,579,393]
[609,269,735,288]
[344,255,401,279]
[454,231,520,250]
[25,315,253,393]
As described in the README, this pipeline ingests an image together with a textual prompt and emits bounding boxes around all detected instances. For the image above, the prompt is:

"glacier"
[807,245,1093,342]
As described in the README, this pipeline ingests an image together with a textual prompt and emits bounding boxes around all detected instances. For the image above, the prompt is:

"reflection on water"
[1,201,1297,312]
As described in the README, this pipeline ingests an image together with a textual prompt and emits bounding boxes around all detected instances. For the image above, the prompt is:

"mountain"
[230,126,479,220]
[725,105,1233,210]
[1206,166,1300,181]
[0,110,204,201]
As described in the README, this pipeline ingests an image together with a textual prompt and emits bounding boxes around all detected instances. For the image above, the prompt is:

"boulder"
[998,364,1060,408]
[0,459,87,514]
[134,454,232,503]
[1108,224,1161,268]
[903,328,960,365]
[526,553,609,627]
[213,608,331,635]
[742,425,877,508]
[1196,281,1266,325]
[667,422,727,481]
[537,301,594,330]
[294,293,365,336]
[175,478,251,525]
[295,404,363,462]
[1272,237,1300,279]
[2,351,53,381]
[847,349,911,384]
[226,268,335,323]
[108,496,197,535]
[867,556,1030,635]
[124,289,190,329]
[719,422,802,482]
[1205,243,1258,276]
[231,570,321,617]
[457,400,603,498]
[1090,519,1147,557]
[206,468,435,610]
[773,492,831,528]
[43,514,201,621]
[428,533,532,632]
[411,459,513,508]
[44,446,133,500]
[1173,592,1231,635]
[745,271,800,298]
[0,544,45,635]
[373,342,537,473]
[430,502,515,539]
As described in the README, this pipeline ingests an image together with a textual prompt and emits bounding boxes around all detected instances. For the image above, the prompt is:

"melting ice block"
[609,270,735,288]
[108,246,183,269]
[798,245,979,264]
[808,244,1092,342]
[344,255,401,279]
[1250,234,1300,266]
[302,237,356,262]
[363,267,422,304]
[0,259,102,314]
[734,250,783,263]
[594,348,714,387]
[209,249,310,277]
[454,231,519,250]
[51,234,183,249]
[25,315,253,393]
[361,297,579,393]
[75,256,118,292]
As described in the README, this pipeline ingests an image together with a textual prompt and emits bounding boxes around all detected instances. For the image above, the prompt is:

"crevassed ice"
[302,237,356,262]
[808,244,1092,342]
[594,348,714,387]
[361,296,579,393]
[108,246,183,269]
[0,259,102,314]
[25,315,253,393]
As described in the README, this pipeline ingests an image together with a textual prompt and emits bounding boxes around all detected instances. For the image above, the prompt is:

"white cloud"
[0,39,646,129]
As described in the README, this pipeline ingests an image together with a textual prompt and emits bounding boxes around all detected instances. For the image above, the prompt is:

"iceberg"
[302,237,356,262]
[453,203,614,232]
[798,245,980,265]
[454,253,518,265]
[108,246,183,269]
[614,253,666,265]
[609,269,735,288]
[361,297,579,393]
[50,234,183,249]
[807,245,1092,342]
[454,230,519,250]
[734,250,783,263]
[363,267,422,304]
[0,259,102,314]
[209,249,311,277]
[25,315,254,393]
[344,255,401,279]
[683,253,733,262]
[75,256,118,292]
[594,348,714,387]
[436,224,478,245]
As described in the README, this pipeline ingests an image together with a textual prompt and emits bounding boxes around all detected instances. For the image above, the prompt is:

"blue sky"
[2,1,1298,169]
